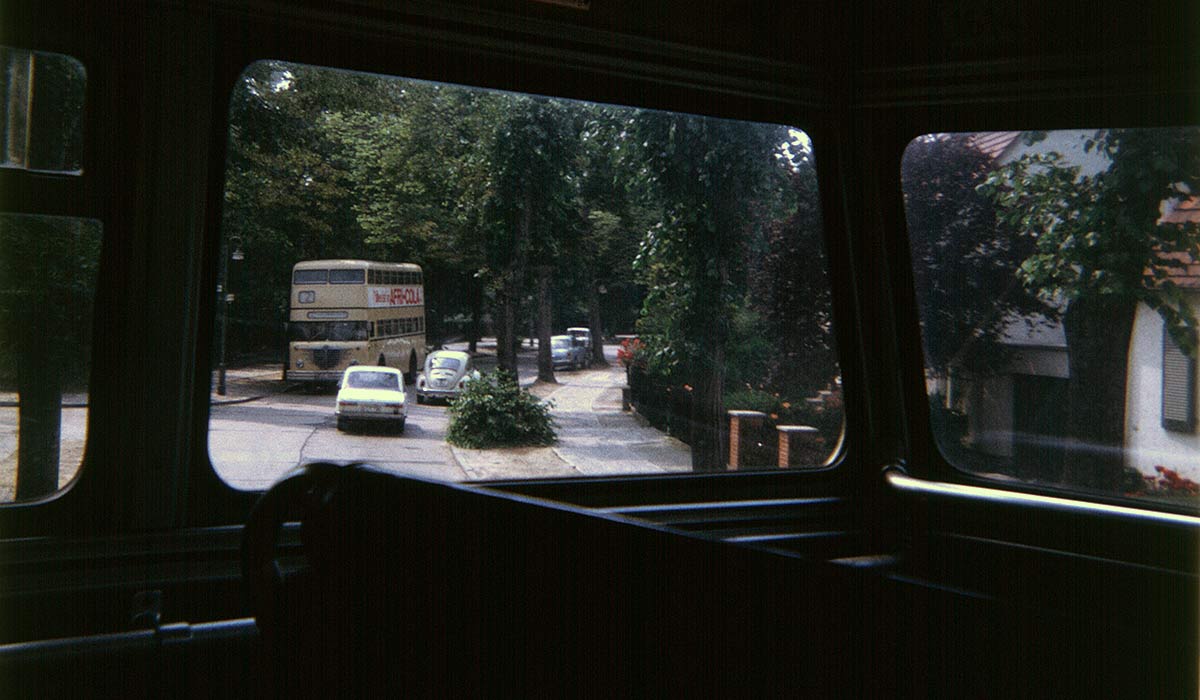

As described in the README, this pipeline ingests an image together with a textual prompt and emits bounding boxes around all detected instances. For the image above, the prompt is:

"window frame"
[881,115,1200,531]
[180,11,860,527]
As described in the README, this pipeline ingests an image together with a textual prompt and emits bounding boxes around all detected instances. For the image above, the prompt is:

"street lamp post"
[216,237,244,396]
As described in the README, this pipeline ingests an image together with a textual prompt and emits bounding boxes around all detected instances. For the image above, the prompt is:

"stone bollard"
[727,410,768,470]
[777,425,824,468]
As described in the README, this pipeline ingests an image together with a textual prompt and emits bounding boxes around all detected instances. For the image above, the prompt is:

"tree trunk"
[500,189,532,378]
[15,326,62,500]
[536,266,555,383]
[588,280,608,368]
[1060,296,1136,492]
[690,247,729,472]
[497,293,516,374]
[467,278,482,355]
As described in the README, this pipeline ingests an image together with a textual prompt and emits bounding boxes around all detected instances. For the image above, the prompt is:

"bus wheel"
[405,353,417,385]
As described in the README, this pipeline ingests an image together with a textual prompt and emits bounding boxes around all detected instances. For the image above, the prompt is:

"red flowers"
[1151,466,1200,495]
[617,337,646,367]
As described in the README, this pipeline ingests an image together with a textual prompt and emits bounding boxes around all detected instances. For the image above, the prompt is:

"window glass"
[210,60,840,490]
[293,269,327,284]
[0,214,101,502]
[329,269,365,284]
[902,129,1200,511]
[1,47,86,173]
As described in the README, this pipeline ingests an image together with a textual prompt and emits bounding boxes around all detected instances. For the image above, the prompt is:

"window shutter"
[1162,327,1196,432]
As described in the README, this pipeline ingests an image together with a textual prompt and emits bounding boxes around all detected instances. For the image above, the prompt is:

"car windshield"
[551,338,569,349]
[345,371,400,390]
[430,356,462,371]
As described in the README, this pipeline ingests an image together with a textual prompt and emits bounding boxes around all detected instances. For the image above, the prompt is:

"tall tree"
[630,111,790,470]
[749,136,839,400]
[902,134,1046,380]
[982,128,1200,491]
[479,96,577,381]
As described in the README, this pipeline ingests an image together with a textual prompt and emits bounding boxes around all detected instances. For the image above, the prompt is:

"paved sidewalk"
[450,360,691,479]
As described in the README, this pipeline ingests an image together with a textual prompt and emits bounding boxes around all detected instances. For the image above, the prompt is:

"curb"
[0,401,89,409]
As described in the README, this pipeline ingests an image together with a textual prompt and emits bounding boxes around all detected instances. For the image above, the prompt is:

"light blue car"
[551,335,588,371]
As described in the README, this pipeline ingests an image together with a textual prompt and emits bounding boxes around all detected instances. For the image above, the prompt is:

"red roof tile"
[967,131,1021,160]
[1161,196,1200,225]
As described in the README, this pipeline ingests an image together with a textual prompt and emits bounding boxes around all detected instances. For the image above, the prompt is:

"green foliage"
[630,113,793,384]
[980,128,1200,355]
[0,215,101,390]
[446,371,557,448]
[902,133,1047,374]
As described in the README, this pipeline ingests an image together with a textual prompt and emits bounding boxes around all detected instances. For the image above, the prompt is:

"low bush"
[446,371,557,448]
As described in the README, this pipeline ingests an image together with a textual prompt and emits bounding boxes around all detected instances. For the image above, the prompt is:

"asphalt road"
[209,342,692,490]
[0,342,692,501]
[210,380,463,489]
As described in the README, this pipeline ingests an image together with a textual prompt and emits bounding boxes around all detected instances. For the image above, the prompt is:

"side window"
[209,60,841,489]
[1,47,86,173]
[0,215,101,502]
[902,129,1200,512]
[0,47,94,504]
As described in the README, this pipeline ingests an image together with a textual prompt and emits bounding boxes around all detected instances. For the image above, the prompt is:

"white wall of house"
[965,375,1014,457]
[997,129,1111,176]
[1125,298,1200,482]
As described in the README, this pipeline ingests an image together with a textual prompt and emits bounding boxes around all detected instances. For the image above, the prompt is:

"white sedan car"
[335,366,408,432]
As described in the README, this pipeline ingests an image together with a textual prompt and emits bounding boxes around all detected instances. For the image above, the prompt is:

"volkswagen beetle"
[416,350,475,403]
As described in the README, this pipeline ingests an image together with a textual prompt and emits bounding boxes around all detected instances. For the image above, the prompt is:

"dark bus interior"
[1,1,1197,696]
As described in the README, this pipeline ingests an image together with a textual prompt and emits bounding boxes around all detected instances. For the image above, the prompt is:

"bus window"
[902,128,1200,512]
[0,46,86,174]
[293,269,327,284]
[329,269,365,284]
[209,60,840,490]
[0,215,101,502]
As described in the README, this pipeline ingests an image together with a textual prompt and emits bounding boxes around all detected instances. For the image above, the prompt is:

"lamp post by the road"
[216,237,244,396]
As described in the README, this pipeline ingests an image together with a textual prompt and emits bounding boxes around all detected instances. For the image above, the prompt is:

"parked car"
[416,350,475,403]
[566,326,593,353]
[335,365,407,432]
[551,334,588,370]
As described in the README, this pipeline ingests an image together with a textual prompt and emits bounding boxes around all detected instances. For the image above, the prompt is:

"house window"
[1162,326,1195,432]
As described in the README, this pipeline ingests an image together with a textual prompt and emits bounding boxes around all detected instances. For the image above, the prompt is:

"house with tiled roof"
[1124,194,1200,481]
[949,131,1200,484]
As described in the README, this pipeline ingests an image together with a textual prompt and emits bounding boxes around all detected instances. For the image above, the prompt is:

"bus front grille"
[312,348,342,369]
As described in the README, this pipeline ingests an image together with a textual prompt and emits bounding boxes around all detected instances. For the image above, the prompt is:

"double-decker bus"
[287,260,427,384]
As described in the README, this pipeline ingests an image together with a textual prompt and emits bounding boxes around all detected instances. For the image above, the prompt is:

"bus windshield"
[289,321,368,342]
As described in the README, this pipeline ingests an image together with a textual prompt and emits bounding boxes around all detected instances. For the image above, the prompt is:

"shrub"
[446,371,557,448]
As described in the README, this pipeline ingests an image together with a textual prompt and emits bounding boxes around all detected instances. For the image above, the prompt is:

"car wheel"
[416,393,425,404]
[336,416,349,431]
[396,419,406,434]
